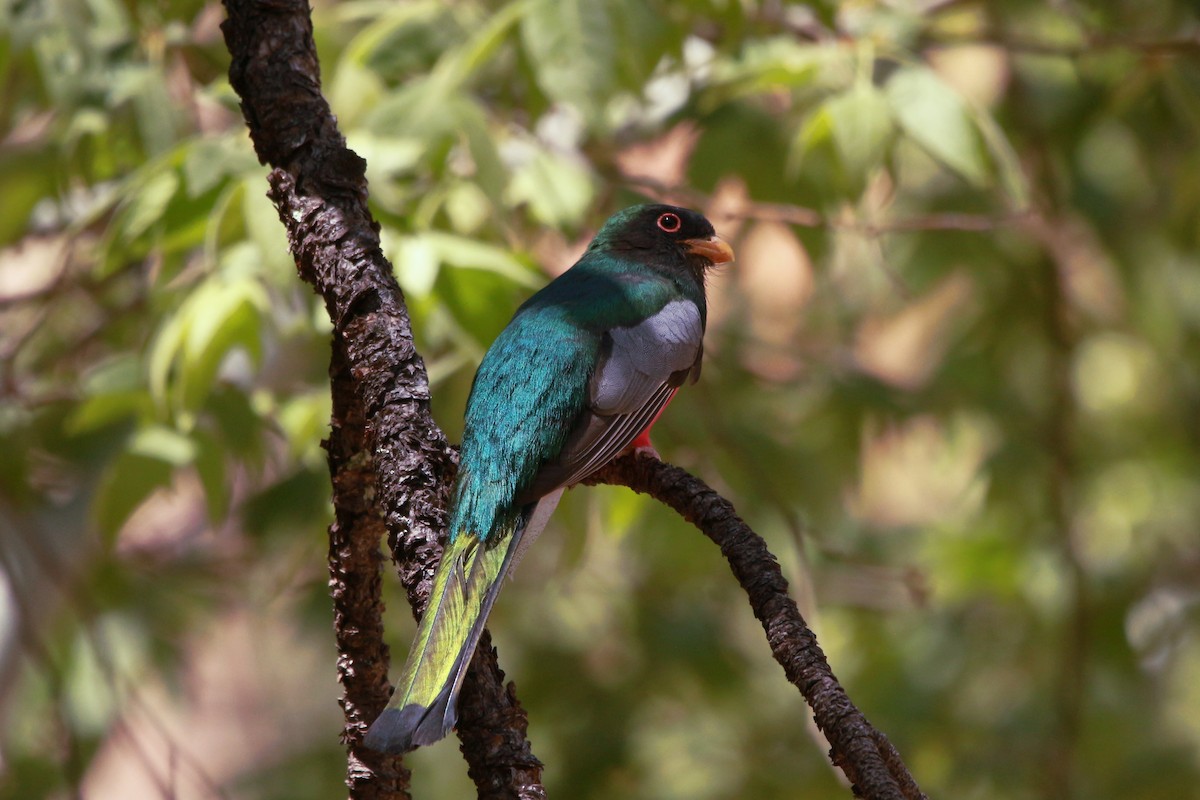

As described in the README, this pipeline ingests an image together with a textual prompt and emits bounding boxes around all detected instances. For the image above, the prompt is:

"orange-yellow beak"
[682,235,735,265]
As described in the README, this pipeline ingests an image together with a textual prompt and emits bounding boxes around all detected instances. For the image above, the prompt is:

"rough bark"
[326,344,411,798]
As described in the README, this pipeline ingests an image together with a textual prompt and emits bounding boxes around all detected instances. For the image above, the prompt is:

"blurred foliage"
[2,0,1200,798]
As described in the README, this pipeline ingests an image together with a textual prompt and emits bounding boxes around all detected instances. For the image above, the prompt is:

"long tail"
[363,490,562,753]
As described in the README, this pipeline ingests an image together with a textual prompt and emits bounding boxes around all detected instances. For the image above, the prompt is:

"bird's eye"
[657,212,682,233]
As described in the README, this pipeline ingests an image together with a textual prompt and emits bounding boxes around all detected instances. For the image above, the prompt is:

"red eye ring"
[657,212,682,233]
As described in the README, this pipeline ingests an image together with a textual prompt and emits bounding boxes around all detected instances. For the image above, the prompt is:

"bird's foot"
[631,444,661,460]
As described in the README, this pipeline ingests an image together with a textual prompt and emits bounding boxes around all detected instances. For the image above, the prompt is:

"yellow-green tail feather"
[363,522,519,753]
[364,488,563,753]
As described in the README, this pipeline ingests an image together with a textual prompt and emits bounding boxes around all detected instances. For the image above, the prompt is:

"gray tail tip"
[362,703,453,754]
[363,707,417,753]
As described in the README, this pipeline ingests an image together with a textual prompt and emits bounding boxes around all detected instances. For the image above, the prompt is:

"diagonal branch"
[219,0,543,796]
[586,455,927,800]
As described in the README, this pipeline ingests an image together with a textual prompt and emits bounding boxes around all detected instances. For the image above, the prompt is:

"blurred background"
[2,0,1200,797]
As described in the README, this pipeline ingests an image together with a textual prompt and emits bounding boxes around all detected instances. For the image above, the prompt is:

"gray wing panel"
[591,300,703,414]
[518,300,702,501]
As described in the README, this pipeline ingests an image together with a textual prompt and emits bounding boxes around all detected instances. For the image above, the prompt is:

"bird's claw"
[632,444,661,460]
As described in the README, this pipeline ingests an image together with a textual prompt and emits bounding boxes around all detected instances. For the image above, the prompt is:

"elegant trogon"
[364,204,734,753]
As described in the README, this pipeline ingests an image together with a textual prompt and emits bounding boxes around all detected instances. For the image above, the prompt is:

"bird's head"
[588,204,735,280]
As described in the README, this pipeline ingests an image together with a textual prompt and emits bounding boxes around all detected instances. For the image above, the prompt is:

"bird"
[363,204,734,753]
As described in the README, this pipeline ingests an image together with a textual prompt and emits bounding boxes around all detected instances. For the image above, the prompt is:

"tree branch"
[221,3,924,798]
[326,344,412,799]
[219,1,543,796]
[586,455,927,800]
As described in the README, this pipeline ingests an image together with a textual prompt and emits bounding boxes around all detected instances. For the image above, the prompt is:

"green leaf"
[148,277,267,417]
[239,179,295,278]
[705,38,842,104]
[119,168,180,241]
[193,428,230,522]
[435,265,529,347]
[974,105,1031,210]
[345,131,426,176]
[65,615,147,734]
[456,99,508,204]
[433,0,531,90]
[426,231,542,289]
[825,83,895,180]
[276,391,333,465]
[506,147,595,228]
[339,0,447,71]
[80,355,143,395]
[66,391,149,436]
[128,426,196,466]
[179,279,265,412]
[182,136,259,198]
[108,64,177,155]
[240,467,332,540]
[148,305,190,410]
[363,75,453,137]
[328,60,388,127]
[386,232,441,298]
[333,2,444,121]
[520,0,615,117]
[0,145,58,245]
[690,102,794,201]
[792,101,834,174]
[94,452,173,541]
[443,181,493,234]
[208,387,266,468]
[608,0,677,89]
[885,65,988,186]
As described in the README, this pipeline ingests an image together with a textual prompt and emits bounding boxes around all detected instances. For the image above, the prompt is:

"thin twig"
[620,173,1034,234]
[929,30,1200,58]
[1031,217,1089,800]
